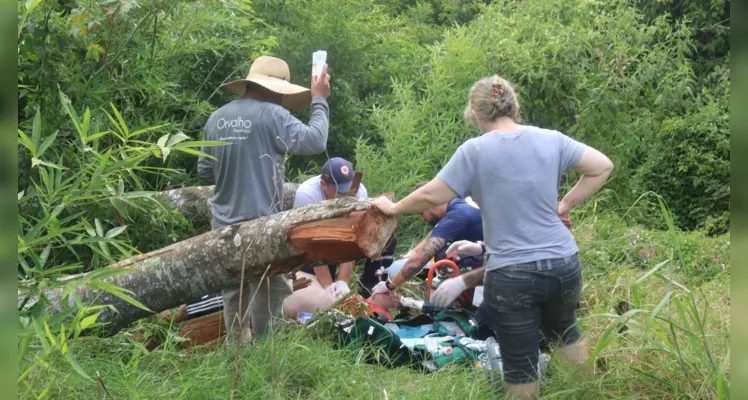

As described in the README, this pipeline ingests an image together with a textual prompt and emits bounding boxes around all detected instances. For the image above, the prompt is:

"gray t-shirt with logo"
[436,126,586,270]
[293,175,368,208]
[198,97,329,228]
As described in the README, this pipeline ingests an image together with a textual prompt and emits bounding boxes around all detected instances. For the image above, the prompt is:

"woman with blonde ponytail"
[371,75,614,399]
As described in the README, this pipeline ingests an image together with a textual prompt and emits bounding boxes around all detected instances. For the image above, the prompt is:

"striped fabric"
[185,293,224,319]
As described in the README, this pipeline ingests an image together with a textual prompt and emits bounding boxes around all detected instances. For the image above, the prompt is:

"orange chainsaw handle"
[426,258,460,302]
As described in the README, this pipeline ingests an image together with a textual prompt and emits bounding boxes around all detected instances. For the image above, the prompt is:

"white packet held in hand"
[312,50,327,79]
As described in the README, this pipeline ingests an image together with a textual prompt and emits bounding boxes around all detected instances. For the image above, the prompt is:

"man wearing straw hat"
[198,56,332,342]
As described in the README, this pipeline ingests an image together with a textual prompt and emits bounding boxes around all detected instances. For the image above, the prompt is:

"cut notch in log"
[287,194,397,264]
[289,210,375,263]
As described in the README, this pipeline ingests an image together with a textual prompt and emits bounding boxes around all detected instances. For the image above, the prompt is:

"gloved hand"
[431,276,468,307]
[371,281,392,297]
[445,240,483,258]
[399,250,416,259]
[328,280,351,299]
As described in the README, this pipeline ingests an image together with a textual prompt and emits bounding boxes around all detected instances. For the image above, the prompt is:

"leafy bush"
[356,0,728,234]
[18,0,276,188]
[17,91,218,399]
[380,0,491,26]
[252,0,431,175]
[633,66,730,233]
[636,0,730,75]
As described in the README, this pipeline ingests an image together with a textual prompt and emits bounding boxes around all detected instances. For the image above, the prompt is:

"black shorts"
[484,253,583,384]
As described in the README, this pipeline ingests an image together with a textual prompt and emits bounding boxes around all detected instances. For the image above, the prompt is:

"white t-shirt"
[293,175,368,208]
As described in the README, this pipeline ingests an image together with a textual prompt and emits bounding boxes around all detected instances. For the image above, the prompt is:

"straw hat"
[220,56,312,110]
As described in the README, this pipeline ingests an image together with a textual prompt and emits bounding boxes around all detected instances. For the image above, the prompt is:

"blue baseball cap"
[321,157,354,193]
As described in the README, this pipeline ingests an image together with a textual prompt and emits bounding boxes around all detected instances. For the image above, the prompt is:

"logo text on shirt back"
[216,116,252,130]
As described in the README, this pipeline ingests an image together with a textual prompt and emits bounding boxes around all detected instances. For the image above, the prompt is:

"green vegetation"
[17,0,729,398]
[25,210,731,399]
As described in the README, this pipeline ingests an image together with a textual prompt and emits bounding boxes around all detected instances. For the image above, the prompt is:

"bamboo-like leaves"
[18,96,205,385]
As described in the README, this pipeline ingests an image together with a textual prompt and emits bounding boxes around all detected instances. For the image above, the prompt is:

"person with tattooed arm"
[370,181,483,299]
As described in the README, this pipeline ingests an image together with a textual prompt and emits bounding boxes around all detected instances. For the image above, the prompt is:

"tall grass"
[355,0,729,234]
[25,201,730,399]
[563,193,731,398]
[17,0,729,398]
[587,198,728,398]
[16,91,223,399]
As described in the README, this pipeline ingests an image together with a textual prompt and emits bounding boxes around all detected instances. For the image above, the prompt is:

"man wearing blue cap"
[282,157,397,319]
[293,157,366,208]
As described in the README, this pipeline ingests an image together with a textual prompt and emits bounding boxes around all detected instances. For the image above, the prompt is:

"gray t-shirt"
[198,97,329,228]
[293,175,368,208]
[437,126,585,270]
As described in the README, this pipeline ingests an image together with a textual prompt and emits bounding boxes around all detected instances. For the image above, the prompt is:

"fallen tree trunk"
[45,196,397,335]
[155,183,298,230]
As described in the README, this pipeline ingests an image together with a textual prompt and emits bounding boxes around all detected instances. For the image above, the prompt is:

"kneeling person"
[373,181,493,336]
[283,157,395,319]
[374,181,484,294]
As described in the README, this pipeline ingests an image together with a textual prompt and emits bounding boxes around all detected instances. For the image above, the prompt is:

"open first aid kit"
[333,304,549,377]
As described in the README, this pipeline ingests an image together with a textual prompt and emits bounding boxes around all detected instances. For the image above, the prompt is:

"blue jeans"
[484,253,583,384]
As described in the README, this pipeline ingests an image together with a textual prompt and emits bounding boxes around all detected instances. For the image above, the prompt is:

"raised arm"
[273,97,329,155]
[273,64,332,155]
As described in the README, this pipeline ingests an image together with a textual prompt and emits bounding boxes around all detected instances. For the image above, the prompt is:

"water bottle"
[484,336,504,382]
[399,296,424,310]
[296,312,313,324]
[459,337,487,352]
[424,336,439,354]
[312,51,327,78]
[538,352,551,379]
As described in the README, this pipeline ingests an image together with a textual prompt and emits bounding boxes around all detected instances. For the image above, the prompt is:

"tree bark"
[154,183,298,231]
[45,196,398,335]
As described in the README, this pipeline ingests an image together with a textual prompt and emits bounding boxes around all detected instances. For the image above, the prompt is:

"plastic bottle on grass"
[538,353,550,379]
[296,312,312,324]
[484,336,504,382]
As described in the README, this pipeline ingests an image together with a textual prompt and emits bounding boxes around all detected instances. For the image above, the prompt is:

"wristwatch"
[385,279,396,291]
[478,241,487,256]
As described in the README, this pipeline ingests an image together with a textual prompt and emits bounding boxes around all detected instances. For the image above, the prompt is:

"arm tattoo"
[400,235,446,280]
